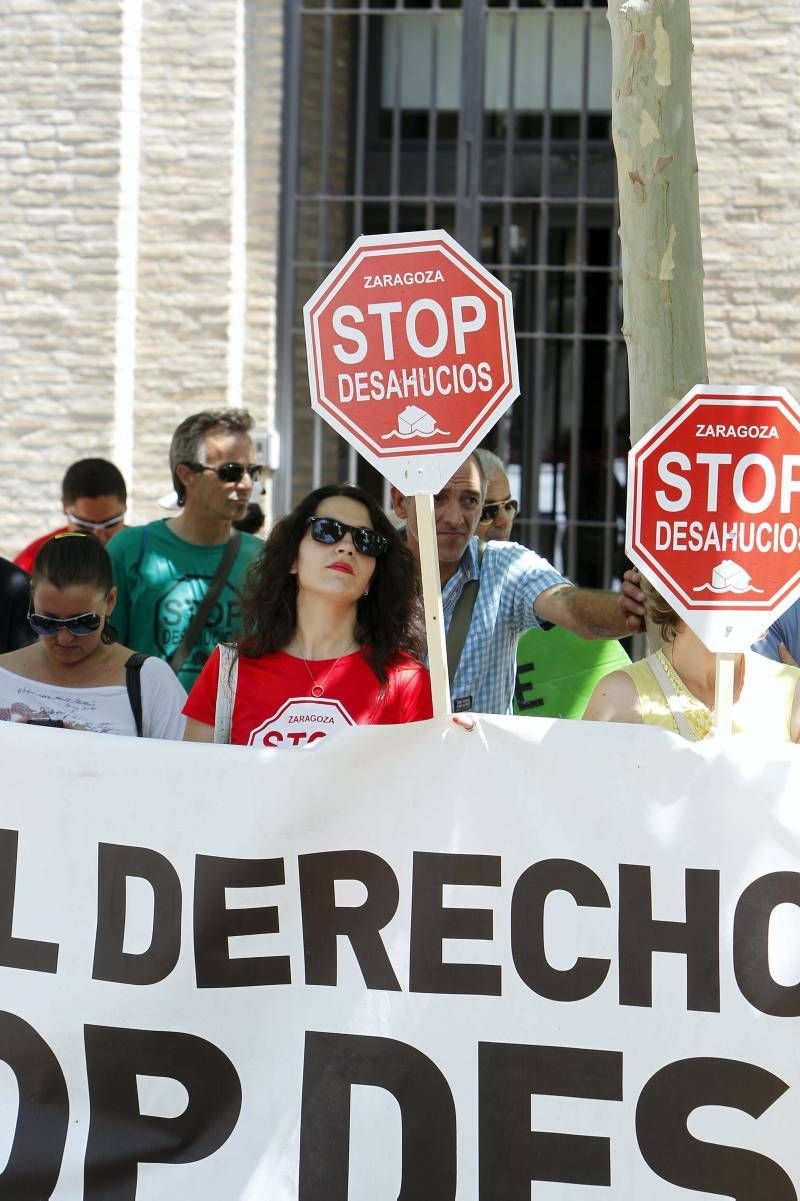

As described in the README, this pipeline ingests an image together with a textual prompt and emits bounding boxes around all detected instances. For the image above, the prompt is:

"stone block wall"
[0,0,122,556]
[692,2,799,396]
[132,0,239,507]
[0,0,283,560]
[244,0,283,445]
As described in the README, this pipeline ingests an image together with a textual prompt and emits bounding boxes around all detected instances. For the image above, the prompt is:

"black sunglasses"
[185,461,262,484]
[27,607,103,638]
[306,516,388,558]
[480,498,519,523]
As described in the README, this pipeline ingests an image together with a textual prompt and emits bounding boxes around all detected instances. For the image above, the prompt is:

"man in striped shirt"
[390,453,644,715]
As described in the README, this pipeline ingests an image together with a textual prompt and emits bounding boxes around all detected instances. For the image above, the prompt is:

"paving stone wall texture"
[0,0,282,558]
[0,0,123,557]
[0,1,796,559]
[131,0,240,513]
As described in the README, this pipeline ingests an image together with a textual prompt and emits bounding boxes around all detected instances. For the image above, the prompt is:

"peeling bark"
[607,0,708,443]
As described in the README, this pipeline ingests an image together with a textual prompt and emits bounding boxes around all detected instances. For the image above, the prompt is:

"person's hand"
[619,567,646,632]
[452,714,476,732]
[778,642,799,669]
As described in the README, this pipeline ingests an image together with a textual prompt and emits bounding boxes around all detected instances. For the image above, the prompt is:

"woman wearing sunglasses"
[0,533,186,737]
[183,484,432,746]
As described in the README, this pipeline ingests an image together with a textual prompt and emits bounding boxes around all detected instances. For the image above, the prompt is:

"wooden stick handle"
[713,652,736,736]
[415,494,451,717]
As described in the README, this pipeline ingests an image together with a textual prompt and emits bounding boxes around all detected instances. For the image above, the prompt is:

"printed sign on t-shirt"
[155,576,243,683]
[246,696,355,749]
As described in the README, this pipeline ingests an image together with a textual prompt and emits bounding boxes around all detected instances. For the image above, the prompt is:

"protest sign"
[627,384,800,653]
[2,718,799,1198]
[303,229,518,497]
[627,384,800,732]
[303,230,520,718]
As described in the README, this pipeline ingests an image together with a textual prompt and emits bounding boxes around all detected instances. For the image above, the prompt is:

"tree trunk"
[607,0,708,444]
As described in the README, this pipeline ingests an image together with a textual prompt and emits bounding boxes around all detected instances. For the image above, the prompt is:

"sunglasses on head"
[66,508,126,533]
[306,516,388,558]
[480,498,519,523]
[185,461,262,484]
[27,607,103,638]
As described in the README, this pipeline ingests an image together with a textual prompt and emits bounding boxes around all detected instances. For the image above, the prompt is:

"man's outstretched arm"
[534,581,645,639]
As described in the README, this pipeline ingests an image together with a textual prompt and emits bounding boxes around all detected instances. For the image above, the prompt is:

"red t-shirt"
[183,647,433,748]
[15,527,68,574]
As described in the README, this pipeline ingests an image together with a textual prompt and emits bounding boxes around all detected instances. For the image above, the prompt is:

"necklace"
[300,641,357,698]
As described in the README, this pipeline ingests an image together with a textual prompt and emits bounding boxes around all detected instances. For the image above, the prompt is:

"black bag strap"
[124,652,148,737]
[168,531,242,676]
[445,541,486,688]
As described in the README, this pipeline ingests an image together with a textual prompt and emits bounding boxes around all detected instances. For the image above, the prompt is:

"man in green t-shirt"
[108,409,263,691]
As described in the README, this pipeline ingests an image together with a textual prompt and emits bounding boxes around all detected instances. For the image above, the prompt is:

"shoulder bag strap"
[168,531,242,676]
[646,651,698,741]
[214,644,239,744]
[124,652,148,737]
[445,541,486,688]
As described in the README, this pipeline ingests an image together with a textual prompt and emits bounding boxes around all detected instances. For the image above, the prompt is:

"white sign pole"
[415,494,451,716]
[713,651,736,736]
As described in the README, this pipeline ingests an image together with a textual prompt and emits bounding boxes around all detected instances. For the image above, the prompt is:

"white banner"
[2,717,799,1199]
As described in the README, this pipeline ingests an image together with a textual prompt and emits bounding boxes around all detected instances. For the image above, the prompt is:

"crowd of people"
[2,406,798,747]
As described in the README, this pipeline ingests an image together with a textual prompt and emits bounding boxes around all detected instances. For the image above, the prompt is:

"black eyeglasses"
[27,608,103,638]
[306,516,388,558]
[184,461,262,484]
[480,498,519,523]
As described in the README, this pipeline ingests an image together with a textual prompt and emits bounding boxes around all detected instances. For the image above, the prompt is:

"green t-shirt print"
[154,572,245,682]
[108,520,261,690]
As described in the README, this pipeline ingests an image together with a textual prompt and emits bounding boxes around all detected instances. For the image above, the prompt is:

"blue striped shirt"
[443,537,567,715]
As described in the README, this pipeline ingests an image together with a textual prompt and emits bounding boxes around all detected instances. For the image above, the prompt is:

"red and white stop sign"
[303,229,518,493]
[627,384,800,650]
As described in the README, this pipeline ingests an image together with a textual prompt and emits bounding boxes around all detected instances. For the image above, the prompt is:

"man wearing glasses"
[14,458,128,573]
[474,448,518,542]
[391,453,643,715]
[107,409,263,690]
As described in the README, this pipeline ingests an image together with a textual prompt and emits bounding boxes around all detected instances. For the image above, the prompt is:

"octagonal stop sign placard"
[304,229,518,494]
[627,384,800,651]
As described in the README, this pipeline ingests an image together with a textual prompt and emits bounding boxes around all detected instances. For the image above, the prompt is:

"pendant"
[311,684,324,698]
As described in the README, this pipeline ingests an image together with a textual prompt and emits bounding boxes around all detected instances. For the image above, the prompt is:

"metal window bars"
[276,0,629,589]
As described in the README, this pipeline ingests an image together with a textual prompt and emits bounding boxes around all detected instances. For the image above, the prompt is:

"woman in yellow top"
[582,583,800,742]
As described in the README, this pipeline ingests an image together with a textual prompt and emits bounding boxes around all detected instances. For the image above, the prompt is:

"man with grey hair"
[474,448,518,542]
[471,451,632,717]
[108,409,263,689]
[391,451,643,714]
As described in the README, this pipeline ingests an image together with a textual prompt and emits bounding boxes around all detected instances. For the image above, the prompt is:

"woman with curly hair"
[183,484,432,746]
